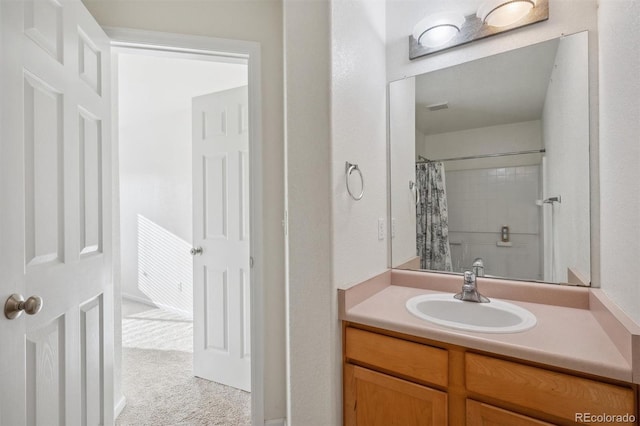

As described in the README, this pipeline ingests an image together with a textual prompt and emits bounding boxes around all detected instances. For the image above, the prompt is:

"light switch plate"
[378,218,385,240]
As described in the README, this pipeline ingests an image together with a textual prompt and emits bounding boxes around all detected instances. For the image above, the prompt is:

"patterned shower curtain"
[416,162,452,271]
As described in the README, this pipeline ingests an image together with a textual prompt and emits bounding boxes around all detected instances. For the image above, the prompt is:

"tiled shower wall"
[445,165,542,280]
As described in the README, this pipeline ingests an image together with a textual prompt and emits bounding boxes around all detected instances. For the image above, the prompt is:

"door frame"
[106,27,265,426]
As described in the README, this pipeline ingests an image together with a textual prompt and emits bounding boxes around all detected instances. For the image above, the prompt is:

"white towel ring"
[345,162,364,201]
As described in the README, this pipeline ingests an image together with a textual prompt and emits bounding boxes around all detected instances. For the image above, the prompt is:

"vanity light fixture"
[409,0,548,60]
[412,12,466,48]
[477,0,537,27]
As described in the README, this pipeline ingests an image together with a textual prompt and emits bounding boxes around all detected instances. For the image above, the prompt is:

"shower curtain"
[416,162,452,271]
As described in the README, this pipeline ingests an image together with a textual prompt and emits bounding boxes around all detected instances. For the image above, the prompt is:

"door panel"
[26,316,66,426]
[24,0,63,64]
[78,29,102,96]
[193,86,251,392]
[203,154,228,239]
[80,296,104,426]
[23,71,64,267]
[204,267,229,352]
[0,1,112,425]
[78,108,103,256]
[240,267,250,357]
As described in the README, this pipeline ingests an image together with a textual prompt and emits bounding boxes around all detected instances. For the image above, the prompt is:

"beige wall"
[598,0,640,324]
[83,0,286,421]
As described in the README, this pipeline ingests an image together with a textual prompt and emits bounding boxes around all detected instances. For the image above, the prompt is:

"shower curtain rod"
[417,149,545,163]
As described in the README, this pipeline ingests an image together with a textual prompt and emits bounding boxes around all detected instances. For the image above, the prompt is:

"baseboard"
[264,419,286,426]
[121,293,157,308]
[121,293,193,319]
[114,395,127,419]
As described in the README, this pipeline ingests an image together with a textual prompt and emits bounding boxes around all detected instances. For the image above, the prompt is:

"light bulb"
[413,12,466,48]
[478,0,536,28]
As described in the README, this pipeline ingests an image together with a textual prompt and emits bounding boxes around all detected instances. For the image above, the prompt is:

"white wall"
[332,0,388,290]
[420,120,543,170]
[598,0,640,324]
[283,1,333,425]
[389,77,417,267]
[83,1,286,421]
[284,0,387,424]
[446,165,541,280]
[118,53,247,315]
[541,32,590,283]
[415,127,425,155]
[330,1,387,423]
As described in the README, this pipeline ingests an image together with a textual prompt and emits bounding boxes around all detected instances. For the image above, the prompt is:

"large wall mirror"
[389,31,590,285]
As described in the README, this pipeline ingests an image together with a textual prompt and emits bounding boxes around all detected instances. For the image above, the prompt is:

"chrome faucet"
[454,271,490,303]
[472,257,485,277]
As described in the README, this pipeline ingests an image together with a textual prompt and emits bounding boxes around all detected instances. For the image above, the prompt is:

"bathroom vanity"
[340,271,640,425]
[371,23,640,424]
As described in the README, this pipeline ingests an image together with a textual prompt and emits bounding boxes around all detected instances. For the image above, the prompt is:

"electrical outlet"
[378,218,385,240]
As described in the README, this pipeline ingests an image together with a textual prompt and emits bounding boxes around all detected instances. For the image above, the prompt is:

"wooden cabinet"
[466,400,554,426]
[345,326,448,387]
[344,364,447,426]
[343,324,638,426]
[466,353,636,422]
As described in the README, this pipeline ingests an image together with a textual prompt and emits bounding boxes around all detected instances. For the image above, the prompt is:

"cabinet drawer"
[466,400,553,426]
[466,353,636,422]
[345,327,448,387]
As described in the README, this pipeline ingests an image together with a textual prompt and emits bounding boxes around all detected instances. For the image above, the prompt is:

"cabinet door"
[344,364,447,426]
[467,400,554,426]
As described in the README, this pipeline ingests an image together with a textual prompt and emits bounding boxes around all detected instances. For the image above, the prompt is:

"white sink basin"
[406,293,537,333]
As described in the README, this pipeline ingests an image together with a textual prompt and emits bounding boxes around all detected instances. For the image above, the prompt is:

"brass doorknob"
[190,247,203,256]
[4,294,43,320]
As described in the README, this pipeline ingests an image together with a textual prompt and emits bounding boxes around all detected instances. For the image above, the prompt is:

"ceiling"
[415,37,559,135]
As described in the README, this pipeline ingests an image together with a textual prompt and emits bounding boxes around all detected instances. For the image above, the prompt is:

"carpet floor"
[122,306,194,352]
[117,302,251,426]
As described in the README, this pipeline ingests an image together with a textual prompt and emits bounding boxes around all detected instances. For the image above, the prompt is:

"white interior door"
[192,86,251,392]
[0,1,113,425]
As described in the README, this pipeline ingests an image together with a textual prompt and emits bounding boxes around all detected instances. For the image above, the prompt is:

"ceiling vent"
[426,102,449,111]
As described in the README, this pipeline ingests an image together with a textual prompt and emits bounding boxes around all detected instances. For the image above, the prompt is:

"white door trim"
[106,27,265,426]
